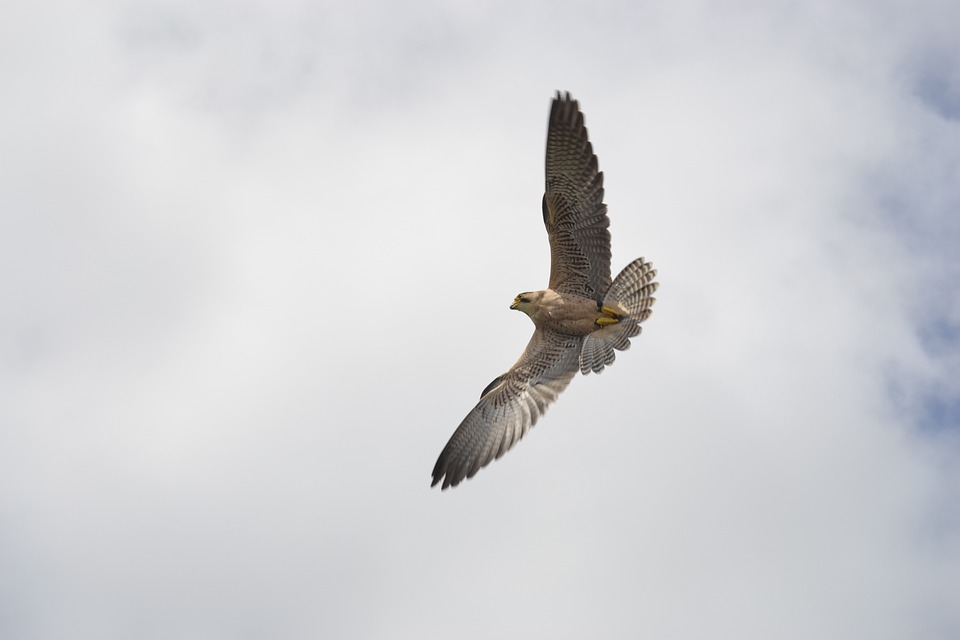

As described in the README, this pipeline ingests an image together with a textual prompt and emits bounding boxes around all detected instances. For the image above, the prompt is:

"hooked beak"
[510,300,519,310]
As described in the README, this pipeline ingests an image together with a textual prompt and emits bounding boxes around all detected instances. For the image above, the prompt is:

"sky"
[1,0,959,638]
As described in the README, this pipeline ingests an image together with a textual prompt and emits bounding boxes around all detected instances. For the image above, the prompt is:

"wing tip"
[431,450,468,490]
[431,472,462,490]
[430,473,450,490]
[550,90,582,127]
[431,455,452,490]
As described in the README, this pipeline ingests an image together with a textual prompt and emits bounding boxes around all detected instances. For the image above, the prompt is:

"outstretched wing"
[431,329,583,489]
[543,91,612,301]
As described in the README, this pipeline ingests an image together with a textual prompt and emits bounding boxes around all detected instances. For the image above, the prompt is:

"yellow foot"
[600,305,622,318]
[596,316,620,327]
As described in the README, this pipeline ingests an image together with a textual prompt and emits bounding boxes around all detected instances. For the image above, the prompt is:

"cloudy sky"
[2,0,959,638]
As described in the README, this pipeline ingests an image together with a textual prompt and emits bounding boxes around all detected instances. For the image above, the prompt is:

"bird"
[431,91,658,490]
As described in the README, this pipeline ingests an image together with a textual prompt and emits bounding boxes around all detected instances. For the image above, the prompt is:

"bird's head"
[510,291,543,316]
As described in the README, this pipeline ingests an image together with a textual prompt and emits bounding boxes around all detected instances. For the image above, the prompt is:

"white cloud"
[1,1,958,638]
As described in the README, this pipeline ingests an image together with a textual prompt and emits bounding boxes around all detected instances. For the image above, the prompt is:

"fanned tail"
[579,258,658,374]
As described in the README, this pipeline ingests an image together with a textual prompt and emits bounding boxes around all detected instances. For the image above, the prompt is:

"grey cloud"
[1,1,958,639]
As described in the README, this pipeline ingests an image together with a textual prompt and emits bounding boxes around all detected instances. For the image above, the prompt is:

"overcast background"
[2,0,959,638]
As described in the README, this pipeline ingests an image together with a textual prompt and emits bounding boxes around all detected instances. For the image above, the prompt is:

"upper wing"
[543,91,612,301]
[431,329,583,489]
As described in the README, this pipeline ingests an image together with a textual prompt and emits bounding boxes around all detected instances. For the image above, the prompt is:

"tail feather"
[579,258,658,375]
[606,257,658,319]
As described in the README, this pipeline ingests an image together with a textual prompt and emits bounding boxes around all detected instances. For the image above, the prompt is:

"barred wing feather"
[431,329,583,489]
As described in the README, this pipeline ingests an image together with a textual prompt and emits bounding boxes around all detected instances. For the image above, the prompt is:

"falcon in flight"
[431,91,658,490]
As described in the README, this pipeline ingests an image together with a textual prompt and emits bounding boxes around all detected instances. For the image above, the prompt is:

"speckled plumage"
[431,92,658,490]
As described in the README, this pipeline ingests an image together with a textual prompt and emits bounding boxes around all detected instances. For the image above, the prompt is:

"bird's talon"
[596,316,620,327]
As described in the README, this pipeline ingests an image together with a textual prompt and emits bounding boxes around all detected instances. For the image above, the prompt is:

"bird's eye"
[521,297,531,303]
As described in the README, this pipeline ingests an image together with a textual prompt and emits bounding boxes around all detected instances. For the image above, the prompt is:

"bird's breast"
[531,290,605,336]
